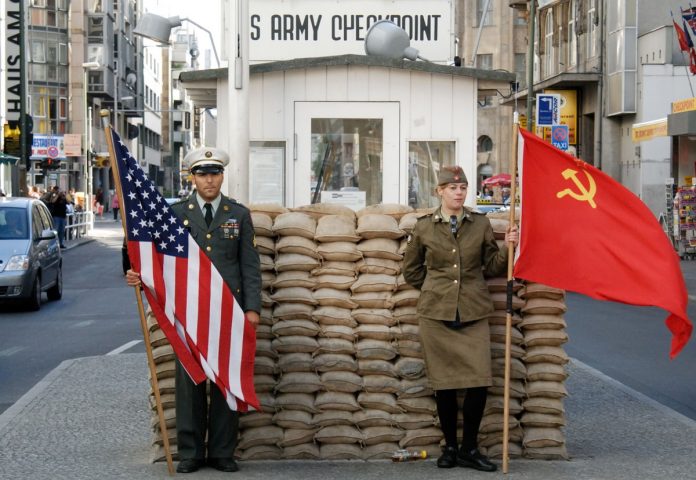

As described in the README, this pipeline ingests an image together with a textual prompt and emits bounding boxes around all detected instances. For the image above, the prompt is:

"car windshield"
[0,207,29,239]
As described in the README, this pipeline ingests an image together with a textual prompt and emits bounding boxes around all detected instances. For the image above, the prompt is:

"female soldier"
[402,165,518,472]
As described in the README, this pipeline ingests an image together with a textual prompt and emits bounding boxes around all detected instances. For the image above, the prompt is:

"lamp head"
[134,13,182,44]
[364,20,420,61]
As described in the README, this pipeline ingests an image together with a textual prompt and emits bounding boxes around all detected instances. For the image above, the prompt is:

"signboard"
[551,125,569,150]
[672,97,696,114]
[3,0,21,125]
[320,190,367,211]
[536,93,561,127]
[544,89,577,144]
[631,118,668,143]
[31,135,66,160]
[249,144,285,204]
[249,0,453,63]
[63,133,82,156]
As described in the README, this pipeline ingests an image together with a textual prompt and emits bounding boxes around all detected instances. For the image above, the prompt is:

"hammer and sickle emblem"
[556,168,597,208]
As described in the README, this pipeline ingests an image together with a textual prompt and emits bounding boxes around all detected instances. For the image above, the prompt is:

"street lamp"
[82,62,101,216]
[364,20,428,61]
[133,13,220,66]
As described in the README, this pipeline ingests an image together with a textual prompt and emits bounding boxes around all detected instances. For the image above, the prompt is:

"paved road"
[0,222,142,414]
[565,260,696,421]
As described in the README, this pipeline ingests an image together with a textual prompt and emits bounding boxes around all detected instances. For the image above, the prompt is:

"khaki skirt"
[418,317,492,390]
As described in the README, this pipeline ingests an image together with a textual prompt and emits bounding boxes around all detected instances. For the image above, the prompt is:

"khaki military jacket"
[172,192,262,313]
[402,207,507,324]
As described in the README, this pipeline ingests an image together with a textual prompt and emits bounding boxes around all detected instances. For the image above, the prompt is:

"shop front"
[180,55,513,209]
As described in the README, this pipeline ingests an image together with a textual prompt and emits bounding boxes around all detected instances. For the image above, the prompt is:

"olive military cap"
[437,165,468,186]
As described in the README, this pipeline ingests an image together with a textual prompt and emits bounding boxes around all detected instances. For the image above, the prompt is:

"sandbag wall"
[146,203,570,462]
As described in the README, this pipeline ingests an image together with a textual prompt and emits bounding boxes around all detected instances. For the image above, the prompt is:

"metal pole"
[88,106,93,218]
[470,0,493,67]
[83,69,89,195]
[526,0,537,132]
[18,0,28,196]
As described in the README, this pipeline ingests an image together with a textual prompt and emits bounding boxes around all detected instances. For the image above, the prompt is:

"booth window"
[408,141,456,209]
[310,119,383,206]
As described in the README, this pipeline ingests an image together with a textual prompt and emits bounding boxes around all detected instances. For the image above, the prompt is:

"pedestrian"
[49,188,68,249]
[95,188,104,219]
[402,165,518,472]
[28,185,41,199]
[112,193,120,221]
[126,146,261,474]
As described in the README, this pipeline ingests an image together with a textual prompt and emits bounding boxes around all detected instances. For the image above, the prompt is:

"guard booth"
[180,55,513,210]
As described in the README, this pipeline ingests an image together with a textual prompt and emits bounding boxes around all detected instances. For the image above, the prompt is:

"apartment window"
[514,53,526,88]
[544,11,555,76]
[31,40,46,63]
[47,0,55,8]
[57,11,67,28]
[569,0,577,66]
[88,16,104,42]
[88,0,103,13]
[58,0,68,9]
[32,0,47,6]
[32,95,47,117]
[476,54,493,70]
[31,64,47,81]
[47,10,56,26]
[476,0,494,27]
[587,0,597,58]
[30,8,46,25]
[59,98,67,118]
[513,10,526,26]
[47,65,57,81]
[47,45,57,64]
[477,135,493,153]
[58,43,67,64]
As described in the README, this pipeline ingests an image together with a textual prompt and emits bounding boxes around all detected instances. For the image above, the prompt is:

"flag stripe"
[112,128,259,411]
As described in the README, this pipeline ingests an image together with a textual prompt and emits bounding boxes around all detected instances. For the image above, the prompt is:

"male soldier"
[127,147,261,473]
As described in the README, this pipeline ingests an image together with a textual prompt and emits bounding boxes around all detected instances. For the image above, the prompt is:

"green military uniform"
[402,207,508,389]
[172,191,261,461]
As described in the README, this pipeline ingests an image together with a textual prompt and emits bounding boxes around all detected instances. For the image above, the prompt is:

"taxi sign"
[551,125,569,150]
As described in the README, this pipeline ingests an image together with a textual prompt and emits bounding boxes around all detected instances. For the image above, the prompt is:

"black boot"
[436,446,459,468]
[458,447,497,472]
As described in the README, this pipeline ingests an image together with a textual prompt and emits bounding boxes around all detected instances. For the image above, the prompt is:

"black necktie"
[204,203,213,227]
[450,215,458,236]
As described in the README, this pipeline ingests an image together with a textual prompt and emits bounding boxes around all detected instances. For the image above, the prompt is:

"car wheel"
[27,274,41,311]
[47,265,63,301]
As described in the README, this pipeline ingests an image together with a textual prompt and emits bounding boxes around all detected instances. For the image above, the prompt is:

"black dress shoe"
[177,458,204,473]
[208,457,239,472]
[458,448,497,472]
[436,446,459,468]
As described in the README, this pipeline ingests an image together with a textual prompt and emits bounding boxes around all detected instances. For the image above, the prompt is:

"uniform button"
[236,288,240,293]
[206,246,212,252]
[453,264,457,268]
[452,249,456,253]
[454,279,458,284]
[206,233,212,239]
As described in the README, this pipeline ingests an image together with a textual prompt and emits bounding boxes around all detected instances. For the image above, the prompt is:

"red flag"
[674,19,691,53]
[514,129,692,358]
[110,128,259,411]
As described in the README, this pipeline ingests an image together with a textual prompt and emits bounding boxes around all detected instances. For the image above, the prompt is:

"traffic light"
[41,158,61,170]
[23,114,33,153]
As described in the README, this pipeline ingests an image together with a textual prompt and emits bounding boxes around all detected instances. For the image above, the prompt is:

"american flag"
[111,129,259,411]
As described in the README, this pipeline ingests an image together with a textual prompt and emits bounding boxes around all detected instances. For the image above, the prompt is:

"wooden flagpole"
[101,110,175,476]
[502,119,520,474]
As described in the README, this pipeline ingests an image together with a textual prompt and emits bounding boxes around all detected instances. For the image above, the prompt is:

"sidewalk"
[0,353,694,480]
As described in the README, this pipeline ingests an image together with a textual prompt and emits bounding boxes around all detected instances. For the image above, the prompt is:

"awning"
[0,153,20,165]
